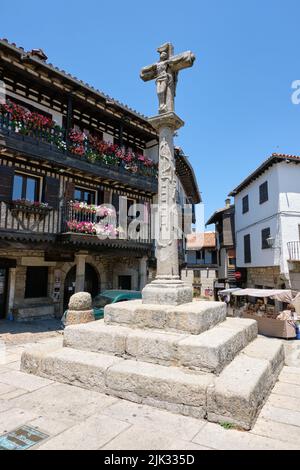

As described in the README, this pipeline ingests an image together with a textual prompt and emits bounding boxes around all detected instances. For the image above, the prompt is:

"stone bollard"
[63,292,95,326]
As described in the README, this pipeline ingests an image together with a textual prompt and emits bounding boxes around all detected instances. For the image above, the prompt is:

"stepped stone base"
[21,300,285,430]
[104,299,226,335]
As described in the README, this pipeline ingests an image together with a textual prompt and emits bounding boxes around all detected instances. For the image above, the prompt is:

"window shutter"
[44,176,60,210]
[97,189,104,205]
[0,165,14,202]
[103,190,111,204]
[242,195,249,214]
[65,181,75,202]
[223,215,233,245]
[244,234,251,263]
[112,193,120,213]
[261,227,271,249]
[259,181,268,204]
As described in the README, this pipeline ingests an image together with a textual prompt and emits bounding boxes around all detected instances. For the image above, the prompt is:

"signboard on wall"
[52,270,61,302]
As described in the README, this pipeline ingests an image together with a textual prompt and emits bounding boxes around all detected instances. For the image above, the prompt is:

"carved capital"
[148,112,184,131]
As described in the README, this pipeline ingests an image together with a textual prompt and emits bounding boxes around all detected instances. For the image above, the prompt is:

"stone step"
[104,299,226,334]
[21,343,214,419]
[63,317,257,374]
[207,337,285,430]
[21,335,284,429]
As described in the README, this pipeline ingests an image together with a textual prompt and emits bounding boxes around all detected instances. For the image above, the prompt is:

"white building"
[229,153,300,290]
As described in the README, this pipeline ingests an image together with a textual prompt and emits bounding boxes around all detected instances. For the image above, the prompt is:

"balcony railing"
[0,200,153,252]
[287,241,300,261]
[61,202,152,245]
[0,112,158,190]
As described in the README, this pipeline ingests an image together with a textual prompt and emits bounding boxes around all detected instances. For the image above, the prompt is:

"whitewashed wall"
[235,161,300,277]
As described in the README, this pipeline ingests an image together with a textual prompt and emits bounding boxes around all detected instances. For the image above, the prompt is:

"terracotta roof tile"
[187,232,216,250]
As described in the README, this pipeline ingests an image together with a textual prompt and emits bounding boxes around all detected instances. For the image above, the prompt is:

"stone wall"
[0,248,146,321]
[246,266,282,288]
[181,268,216,299]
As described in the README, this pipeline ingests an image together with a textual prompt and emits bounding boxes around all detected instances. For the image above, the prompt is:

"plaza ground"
[0,321,300,450]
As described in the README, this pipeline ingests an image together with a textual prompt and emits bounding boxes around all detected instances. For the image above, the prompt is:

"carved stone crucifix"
[140,43,195,114]
[140,43,196,305]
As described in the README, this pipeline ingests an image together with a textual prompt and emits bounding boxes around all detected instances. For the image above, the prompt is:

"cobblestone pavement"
[0,332,299,450]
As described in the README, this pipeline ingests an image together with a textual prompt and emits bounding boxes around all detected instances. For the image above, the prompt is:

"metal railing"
[287,241,300,261]
[61,202,151,243]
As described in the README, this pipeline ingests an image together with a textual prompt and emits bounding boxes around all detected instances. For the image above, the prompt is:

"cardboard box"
[242,311,296,339]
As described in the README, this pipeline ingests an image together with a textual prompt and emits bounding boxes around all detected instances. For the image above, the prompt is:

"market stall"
[229,288,300,339]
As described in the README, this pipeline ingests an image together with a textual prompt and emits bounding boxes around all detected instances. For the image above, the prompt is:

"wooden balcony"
[287,241,300,261]
[0,200,59,243]
[59,203,153,253]
[0,200,153,254]
[0,115,158,194]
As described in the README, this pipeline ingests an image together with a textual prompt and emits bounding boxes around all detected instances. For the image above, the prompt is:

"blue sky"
[2,0,300,228]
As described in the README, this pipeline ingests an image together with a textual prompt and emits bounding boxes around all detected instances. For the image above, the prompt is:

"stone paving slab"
[0,407,39,434]
[36,414,131,450]
[10,382,118,424]
[251,418,300,446]
[100,400,206,441]
[0,370,53,391]
[101,424,212,451]
[192,422,299,450]
[260,404,300,427]
[267,393,300,411]
[272,381,300,398]
[0,387,28,400]
[28,416,75,436]
[0,382,16,396]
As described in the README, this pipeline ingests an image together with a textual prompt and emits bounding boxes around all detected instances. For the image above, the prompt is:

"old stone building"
[181,231,217,299]
[0,39,200,320]
[206,199,238,298]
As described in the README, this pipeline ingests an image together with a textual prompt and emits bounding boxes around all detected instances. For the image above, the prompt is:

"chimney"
[225,198,231,208]
[29,48,48,61]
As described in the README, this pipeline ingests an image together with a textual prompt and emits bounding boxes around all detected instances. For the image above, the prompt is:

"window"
[25,267,48,298]
[228,257,236,268]
[242,195,249,214]
[259,181,268,204]
[12,173,40,202]
[261,227,271,249]
[74,187,95,205]
[244,234,251,263]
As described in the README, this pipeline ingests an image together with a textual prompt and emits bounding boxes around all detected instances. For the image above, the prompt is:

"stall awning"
[218,288,241,295]
[231,288,300,303]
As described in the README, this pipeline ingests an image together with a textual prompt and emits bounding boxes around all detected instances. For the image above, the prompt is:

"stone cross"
[140,43,195,114]
[140,43,195,305]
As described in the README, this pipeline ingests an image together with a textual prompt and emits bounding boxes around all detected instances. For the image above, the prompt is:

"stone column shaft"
[142,112,193,305]
[75,252,88,293]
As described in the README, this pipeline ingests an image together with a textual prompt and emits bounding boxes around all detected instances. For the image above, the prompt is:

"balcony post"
[7,267,16,317]
[119,121,124,147]
[65,93,73,143]
[139,256,148,290]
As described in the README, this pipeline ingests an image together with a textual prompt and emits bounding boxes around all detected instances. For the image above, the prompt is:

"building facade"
[0,39,200,320]
[229,153,300,290]
[181,231,217,299]
[206,199,238,298]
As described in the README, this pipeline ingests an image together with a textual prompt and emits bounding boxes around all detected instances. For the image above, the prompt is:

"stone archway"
[63,263,100,310]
